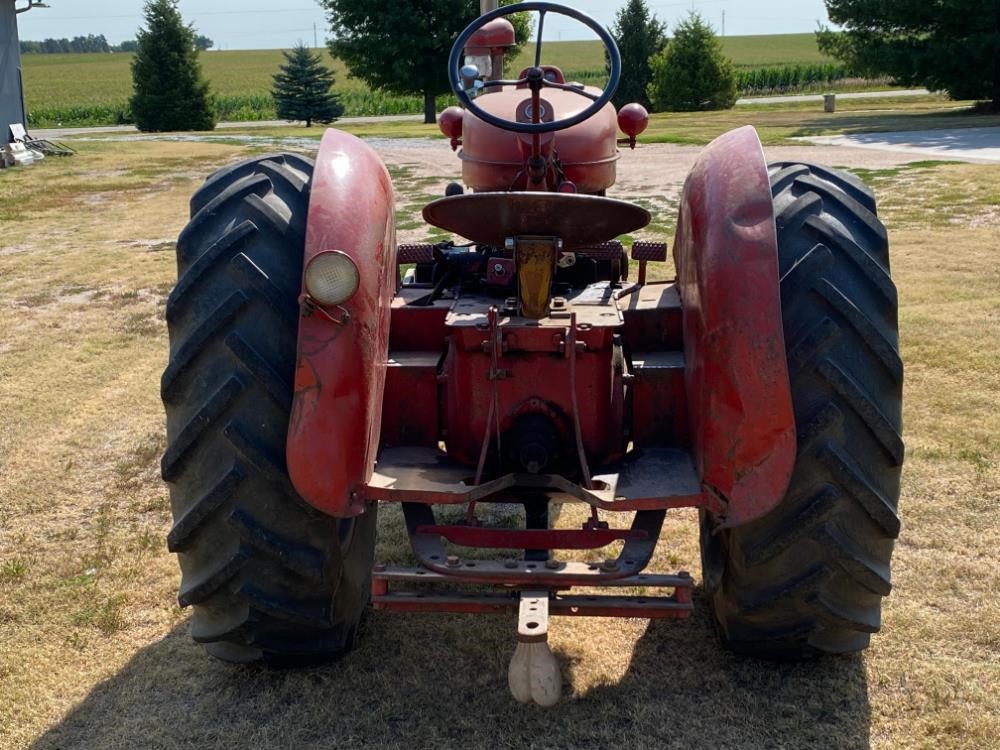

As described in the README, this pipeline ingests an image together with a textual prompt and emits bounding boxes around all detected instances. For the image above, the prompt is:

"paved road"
[802,126,1000,163]
[31,89,935,139]
[737,88,930,106]
[31,114,422,139]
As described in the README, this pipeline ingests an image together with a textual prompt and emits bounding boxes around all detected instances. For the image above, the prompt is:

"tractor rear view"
[161,1,902,705]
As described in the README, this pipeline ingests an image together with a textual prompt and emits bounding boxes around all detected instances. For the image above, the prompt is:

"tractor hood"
[459,86,619,194]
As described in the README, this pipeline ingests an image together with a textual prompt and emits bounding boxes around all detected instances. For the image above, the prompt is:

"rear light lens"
[304,251,360,306]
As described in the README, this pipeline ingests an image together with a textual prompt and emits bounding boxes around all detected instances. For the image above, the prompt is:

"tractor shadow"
[30,593,870,750]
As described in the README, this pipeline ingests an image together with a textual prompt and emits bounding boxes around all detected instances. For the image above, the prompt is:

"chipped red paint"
[672,126,796,527]
[287,129,396,517]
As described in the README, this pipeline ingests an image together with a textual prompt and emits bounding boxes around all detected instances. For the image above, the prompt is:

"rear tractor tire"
[700,162,903,658]
[161,154,377,665]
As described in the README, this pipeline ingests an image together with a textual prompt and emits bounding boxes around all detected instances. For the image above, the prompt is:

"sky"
[15,1,835,50]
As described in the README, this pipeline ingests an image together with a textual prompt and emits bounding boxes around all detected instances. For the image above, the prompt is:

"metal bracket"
[402,502,666,584]
[371,566,695,618]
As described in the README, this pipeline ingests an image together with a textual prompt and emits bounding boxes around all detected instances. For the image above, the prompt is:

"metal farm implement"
[161,1,903,706]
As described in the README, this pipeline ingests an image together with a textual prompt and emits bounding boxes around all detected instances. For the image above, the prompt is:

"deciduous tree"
[130,0,215,131]
[320,0,531,124]
[818,0,1000,111]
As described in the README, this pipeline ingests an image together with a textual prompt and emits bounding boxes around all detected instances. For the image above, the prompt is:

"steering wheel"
[449,1,621,135]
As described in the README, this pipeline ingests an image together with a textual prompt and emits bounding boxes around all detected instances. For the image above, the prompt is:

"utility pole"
[721,10,725,36]
[313,22,317,48]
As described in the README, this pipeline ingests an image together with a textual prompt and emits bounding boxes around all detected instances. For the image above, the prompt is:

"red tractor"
[161,2,902,705]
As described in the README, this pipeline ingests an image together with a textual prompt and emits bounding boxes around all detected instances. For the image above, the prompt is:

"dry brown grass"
[1,136,998,750]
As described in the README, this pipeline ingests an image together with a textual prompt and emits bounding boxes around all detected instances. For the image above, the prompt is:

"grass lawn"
[208,95,1000,146]
[1,102,997,748]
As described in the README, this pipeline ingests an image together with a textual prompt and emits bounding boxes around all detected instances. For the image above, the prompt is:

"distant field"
[720,33,835,66]
[509,33,834,70]
[19,34,844,127]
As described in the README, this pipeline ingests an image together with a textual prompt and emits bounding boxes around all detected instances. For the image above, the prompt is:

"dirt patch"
[371,139,940,245]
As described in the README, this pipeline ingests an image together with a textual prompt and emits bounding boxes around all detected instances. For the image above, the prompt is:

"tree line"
[20,33,213,54]
[107,0,1000,133]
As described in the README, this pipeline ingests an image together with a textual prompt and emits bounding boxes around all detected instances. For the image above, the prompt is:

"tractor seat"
[422,192,650,251]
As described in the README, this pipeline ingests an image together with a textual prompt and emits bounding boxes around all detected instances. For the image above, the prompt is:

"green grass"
[20,34,850,127]
[21,49,457,126]
[720,33,835,67]
[0,135,998,750]
[635,95,1000,146]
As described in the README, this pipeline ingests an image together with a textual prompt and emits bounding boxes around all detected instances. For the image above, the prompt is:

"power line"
[21,8,323,22]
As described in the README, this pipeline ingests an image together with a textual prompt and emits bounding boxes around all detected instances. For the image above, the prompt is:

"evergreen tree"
[130,0,215,132]
[320,0,532,124]
[605,0,667,110]
[271,45,344,127]
[647,13,736,112]
[818,0,1000,111]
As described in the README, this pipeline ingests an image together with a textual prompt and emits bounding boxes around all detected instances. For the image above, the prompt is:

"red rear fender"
[287,129,396,517]
[673,126,795,527]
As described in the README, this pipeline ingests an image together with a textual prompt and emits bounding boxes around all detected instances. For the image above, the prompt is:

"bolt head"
[446,555,461,567]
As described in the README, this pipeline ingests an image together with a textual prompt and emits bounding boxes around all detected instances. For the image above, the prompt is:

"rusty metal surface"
[673,126,796,527]
[396,243,435,264]
[574,240,624,261]
[415,524,644,550]
[365,446,620,505]
[440,289,622,469]
[630,240,667,262]
[630,354,688,448]
[459,88,619,193]
[286,128,396,517]
[516,236,557,319]
[381,351,440,448]
[373,564,691,588]
[371,566,694,618]
[517,592,550,643]
[445,289,622,330]
[423,192,649,250]
[594,447,707,509]
[620,281,683,352]
[402,502,667,584]
[365,445,711,512]
[371,590,693,618]
[388,289,451,351]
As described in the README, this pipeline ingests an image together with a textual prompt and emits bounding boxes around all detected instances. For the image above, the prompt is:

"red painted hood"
[460,87,619,193]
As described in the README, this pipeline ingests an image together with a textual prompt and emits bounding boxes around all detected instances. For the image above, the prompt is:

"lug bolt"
[446,555,461,568]
[545,559,560,570]
[504,558,519,569]
[601,558,619,572]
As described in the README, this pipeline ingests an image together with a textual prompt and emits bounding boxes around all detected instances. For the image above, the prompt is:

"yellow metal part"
[515,236,558,319]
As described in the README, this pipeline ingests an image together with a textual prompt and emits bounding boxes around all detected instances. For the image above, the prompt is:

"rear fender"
[287,129,396,517]
[673,126,795,528]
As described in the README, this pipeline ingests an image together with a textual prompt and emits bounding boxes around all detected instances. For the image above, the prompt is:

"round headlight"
[304,251,360,306]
